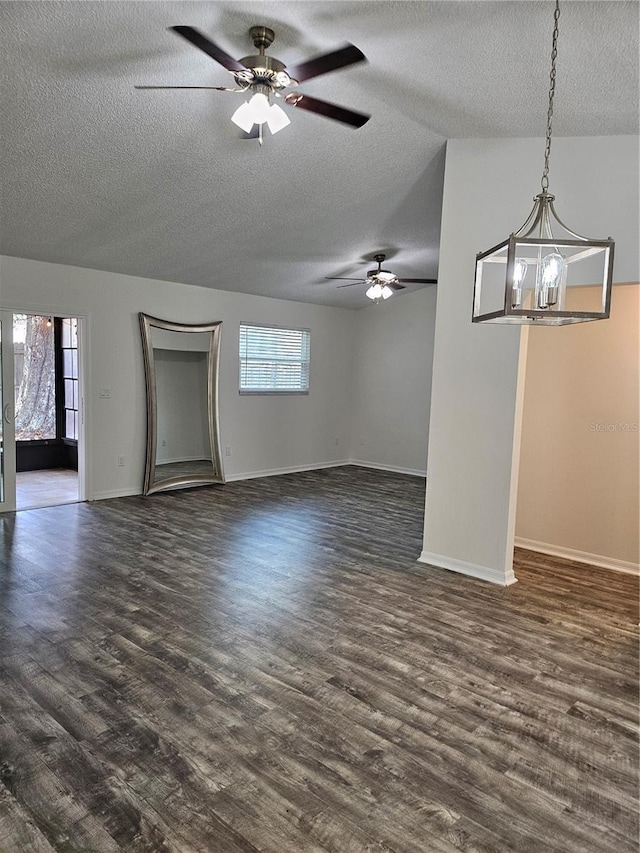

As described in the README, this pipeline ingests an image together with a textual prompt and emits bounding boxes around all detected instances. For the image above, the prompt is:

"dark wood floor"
[0,466,637,852]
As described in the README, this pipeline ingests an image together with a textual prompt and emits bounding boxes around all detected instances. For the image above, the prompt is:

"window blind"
[239,323,311,393]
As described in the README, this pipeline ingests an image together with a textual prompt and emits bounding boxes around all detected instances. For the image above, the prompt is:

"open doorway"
[14,314,80,510]
[514,284,639,574]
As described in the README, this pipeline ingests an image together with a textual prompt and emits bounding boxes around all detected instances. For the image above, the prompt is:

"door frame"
[0,307,89,509]
[0,310,16,512]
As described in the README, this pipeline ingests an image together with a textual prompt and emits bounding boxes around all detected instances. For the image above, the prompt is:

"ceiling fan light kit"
[136,24,370,145]
[365,261,397,301]
[230,88,290,135]
[472,0,614,326]
[327,253,437,303]
[366,282,394,301]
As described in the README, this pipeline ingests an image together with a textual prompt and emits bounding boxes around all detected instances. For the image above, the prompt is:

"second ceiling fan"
[327,254,437,301]
[136,25,371,142]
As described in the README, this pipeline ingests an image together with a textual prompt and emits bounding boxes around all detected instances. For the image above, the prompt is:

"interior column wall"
[421,135,639,585]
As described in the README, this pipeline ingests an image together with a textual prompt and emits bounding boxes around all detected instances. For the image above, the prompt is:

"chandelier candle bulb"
[535,252,565,309]
[511,258,528,308]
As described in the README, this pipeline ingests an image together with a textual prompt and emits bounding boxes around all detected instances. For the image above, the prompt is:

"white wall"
[0,256,356,498]
[349,286,436,475]
[516,283,639,573]
[421,136,639,585]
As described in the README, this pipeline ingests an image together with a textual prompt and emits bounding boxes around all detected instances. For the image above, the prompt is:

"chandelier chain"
[541,0,560,192]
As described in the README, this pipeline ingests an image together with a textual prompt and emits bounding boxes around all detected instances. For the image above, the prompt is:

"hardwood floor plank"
[255,688,608,853]
[0,722,120,852]
[0,700,186,851]
[0,785,57,853]
[223,724,463,853]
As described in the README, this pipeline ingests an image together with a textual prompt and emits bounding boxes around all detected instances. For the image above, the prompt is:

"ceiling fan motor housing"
[367,254,397,283]
[234,26,294,90]
[367,270,398,282]
[235,54,291,89]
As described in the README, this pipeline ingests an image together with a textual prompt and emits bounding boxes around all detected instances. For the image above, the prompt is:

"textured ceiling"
[1,1,638,309]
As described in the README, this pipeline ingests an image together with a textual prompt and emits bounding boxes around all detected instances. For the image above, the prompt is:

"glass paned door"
[0,310,16,512]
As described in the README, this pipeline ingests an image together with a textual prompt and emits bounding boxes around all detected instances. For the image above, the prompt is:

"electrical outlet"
[161,439,167,447]
[359,437,366,446]
[99,387,111,399]
[334,437,339,446]
[225,446,232,457]
[117,455,125,467]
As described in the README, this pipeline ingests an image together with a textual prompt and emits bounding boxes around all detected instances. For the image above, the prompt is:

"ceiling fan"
[326,254,437,301]
[136,25,371,143]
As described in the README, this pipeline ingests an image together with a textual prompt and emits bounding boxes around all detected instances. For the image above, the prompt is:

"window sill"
[239,390,309,396]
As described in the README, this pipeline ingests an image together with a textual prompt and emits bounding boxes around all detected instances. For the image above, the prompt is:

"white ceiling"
[1,1,638,309]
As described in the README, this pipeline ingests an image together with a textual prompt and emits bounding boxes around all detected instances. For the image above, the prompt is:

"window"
[13,314,56,440]
[239,323,310,394]
[61,318,78,440]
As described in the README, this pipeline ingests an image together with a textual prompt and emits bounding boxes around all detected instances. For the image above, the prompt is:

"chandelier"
[472,0,614,325]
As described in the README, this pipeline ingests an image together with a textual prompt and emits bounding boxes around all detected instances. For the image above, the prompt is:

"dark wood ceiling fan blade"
[287,44,366,83]
[170,26,246,72]
[396,278,438,284]
[389,283,406,291]
[325,276,365,282]
[336,282,363,288]
[285,93,370,128]
[135,85,238,91]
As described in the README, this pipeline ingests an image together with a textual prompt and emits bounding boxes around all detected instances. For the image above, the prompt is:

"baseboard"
[418,550,517,586]
[515,537,640,576]
[224,460,350,482]
[156,454,208,465]
[90,487,141,500]
[89,460,424,498]
[348,459,427,478]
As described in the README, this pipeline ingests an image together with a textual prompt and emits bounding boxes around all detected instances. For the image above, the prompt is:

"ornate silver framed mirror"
[139,313,225,495]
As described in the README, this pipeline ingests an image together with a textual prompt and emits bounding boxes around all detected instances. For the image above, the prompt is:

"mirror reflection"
[139,315,224,495]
